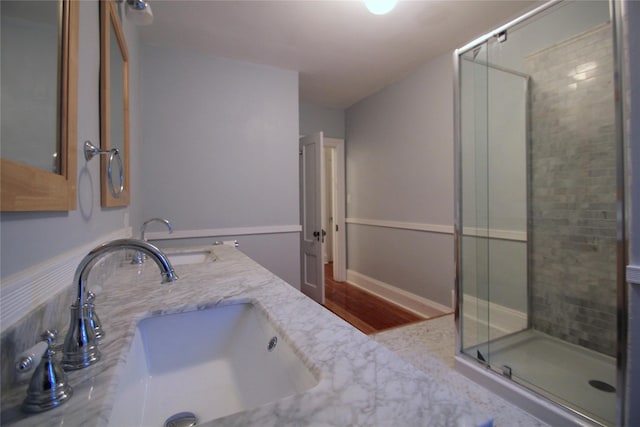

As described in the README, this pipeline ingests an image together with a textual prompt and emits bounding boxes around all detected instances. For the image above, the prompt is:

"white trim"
[461,293,528,335]
[0,228,131,332]
[146,224,302,241]
[346,269,452,318]
[462,227,527,242]
[346,218,454,235]
[344,218,527,242]
[627,264,640,285]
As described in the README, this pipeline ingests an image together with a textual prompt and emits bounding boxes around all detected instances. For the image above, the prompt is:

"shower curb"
[454,355,600,427]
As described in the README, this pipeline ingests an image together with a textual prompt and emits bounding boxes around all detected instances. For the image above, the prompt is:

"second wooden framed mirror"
[100,0,129,207]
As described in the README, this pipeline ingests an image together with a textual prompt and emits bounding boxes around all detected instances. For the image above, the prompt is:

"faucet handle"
[22,329,73,413]
[41,330,57,346]
[86,291,105,342]
[86,291,95,304]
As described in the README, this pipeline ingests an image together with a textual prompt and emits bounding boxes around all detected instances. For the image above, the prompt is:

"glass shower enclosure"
[454,1,625,425]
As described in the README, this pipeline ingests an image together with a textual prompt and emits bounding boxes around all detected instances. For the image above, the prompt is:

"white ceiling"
[140,0,541,108]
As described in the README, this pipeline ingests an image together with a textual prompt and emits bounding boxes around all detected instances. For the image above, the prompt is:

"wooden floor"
[323,263,425,334]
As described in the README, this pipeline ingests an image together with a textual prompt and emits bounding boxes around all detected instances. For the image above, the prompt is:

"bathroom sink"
[164,248,215,265]
[107,303,318,426]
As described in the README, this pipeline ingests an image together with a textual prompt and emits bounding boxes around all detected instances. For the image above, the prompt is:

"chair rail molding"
[145,224,302,241]
[345,217,527,242]
[345,218,453,235]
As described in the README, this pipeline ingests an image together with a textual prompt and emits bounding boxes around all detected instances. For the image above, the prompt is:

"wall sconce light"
[117,0,154,25]
[364,0,398,15]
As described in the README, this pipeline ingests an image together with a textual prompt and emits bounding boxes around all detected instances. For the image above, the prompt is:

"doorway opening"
[321,138,346,282]
[300,134,428,334]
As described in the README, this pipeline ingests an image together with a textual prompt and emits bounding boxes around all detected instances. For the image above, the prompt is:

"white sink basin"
[107,303,318,426]
[165,249,214,265]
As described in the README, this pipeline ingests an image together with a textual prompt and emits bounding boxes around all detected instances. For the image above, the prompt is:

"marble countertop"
[2,245,493,427]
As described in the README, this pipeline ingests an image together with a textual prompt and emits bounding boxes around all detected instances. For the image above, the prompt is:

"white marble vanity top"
[2,245,493,426]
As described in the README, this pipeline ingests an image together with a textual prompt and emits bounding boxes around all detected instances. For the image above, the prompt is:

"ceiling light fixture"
[364,0,398,15]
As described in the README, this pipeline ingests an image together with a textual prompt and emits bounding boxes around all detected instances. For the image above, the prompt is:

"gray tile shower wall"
[0,253,124,392]
[527,23,617,356]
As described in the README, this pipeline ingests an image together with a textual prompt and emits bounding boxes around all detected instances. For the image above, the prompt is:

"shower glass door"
[458,0,620,425]
[459,41,491,362]
[459,39,529,370]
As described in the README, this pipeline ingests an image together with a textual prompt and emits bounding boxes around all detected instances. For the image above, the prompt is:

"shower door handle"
[321,229,326,243]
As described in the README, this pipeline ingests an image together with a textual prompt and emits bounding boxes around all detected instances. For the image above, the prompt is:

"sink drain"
[268,336,278,352]
[164,412,198,427]
[588,379,616,393]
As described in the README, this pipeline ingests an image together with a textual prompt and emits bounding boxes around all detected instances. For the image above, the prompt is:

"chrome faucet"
[62,238,178,370]
[131,218,173,264]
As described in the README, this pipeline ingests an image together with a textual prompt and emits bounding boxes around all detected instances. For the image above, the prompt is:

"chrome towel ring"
[84,140,124,198]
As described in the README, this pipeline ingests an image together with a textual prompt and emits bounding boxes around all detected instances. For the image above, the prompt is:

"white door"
[299,132,325,304]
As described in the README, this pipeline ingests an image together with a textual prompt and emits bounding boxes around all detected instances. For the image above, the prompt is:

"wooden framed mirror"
[100,0,129,207]
[0,0,78,211]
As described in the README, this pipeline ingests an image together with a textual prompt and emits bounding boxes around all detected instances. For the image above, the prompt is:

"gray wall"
[345,52,454,307]
[625,0,640,424]
[127,13,143,234]
[0,1,140,279]
[139,45,300,287]
[299,103,345,139]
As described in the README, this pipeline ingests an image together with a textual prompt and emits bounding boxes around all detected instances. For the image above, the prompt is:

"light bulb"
[364,0,398,15]
[125,0,154,25]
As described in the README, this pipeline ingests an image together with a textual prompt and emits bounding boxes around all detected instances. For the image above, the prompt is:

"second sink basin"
[164,248,215,265]
[107,303,318,426]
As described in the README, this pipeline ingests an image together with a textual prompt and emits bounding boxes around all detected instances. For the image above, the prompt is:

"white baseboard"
[461,294,527,335]
[346,269,452,318]
[0,228,131,332]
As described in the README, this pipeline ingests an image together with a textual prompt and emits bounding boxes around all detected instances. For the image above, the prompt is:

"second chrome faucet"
[131,218,173,264]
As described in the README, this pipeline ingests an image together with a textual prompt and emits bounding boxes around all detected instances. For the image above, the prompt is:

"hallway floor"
[322,263,426,334]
